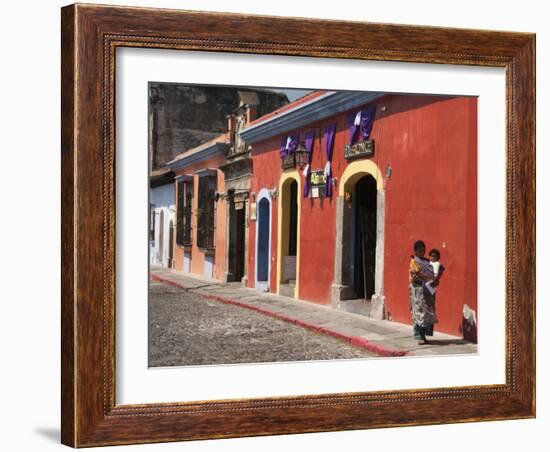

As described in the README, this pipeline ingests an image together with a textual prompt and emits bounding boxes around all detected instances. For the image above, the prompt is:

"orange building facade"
[167,96,258,283]
[169,137,229,281]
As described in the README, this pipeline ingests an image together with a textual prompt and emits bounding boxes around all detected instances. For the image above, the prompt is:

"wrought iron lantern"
[294,142,309,169]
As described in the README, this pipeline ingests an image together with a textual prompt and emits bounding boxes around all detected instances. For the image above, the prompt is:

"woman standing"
[409,240,437,344]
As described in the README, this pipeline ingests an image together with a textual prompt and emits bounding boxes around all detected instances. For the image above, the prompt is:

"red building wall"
[248,94,477,337]
[379,95,478,337]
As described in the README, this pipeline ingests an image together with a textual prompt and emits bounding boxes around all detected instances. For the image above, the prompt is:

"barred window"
[183,181,193,246]
[176,178,194,247]
[197,172,217,249]
[176,180,185,246]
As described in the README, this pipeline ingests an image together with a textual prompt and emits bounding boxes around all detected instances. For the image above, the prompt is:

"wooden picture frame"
[61,3,535,447]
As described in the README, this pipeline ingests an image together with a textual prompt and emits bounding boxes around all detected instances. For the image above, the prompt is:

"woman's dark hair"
[429,248,441,260]
[413,240,426,252]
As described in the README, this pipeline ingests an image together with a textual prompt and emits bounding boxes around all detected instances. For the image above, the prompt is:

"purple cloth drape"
[302,130,316,197]
[324,123,337,197]
[348,105,377,145]
[280,135,299,159]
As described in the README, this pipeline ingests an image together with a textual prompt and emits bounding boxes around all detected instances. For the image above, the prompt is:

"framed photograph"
[61,3,535,447]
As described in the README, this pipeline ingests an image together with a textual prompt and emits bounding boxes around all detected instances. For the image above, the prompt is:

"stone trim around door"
[276,170,302,298]
[332,160,386,320]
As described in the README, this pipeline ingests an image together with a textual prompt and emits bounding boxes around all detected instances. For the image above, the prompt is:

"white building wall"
[149,183,175,268]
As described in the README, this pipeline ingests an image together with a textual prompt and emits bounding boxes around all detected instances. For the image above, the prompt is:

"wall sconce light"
[269,187,279,199]
[386,164,392,178]
[294,142,309,169]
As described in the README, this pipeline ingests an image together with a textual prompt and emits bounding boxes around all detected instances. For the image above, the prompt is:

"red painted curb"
[151,274,408,357]
[151,274,189,290]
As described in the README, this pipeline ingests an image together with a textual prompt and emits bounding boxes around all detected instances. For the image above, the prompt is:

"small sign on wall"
[310,170,327,198]
[344,139,375,161]
[311,187,322,198]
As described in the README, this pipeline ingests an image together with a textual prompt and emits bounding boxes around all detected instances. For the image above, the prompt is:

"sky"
[276,88,313,101]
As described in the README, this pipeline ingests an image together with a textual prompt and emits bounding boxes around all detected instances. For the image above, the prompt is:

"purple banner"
[280,135,299,159]
[302,130,316,197]
[324,123,337,197]
[348,105,377,145]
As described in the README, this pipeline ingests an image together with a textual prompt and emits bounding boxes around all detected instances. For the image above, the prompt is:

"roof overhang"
[167,142,228,170]
[149,169,175,188]
[239,91,386,144]
[195,168,218,178]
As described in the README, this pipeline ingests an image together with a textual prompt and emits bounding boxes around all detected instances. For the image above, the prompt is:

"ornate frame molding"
[61,4,535,447]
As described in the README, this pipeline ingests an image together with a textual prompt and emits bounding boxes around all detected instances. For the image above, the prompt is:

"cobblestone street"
[149,280,377,367]
[150,268,478,362]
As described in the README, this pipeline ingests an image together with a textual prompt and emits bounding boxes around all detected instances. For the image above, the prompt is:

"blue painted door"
[257,198,270,282]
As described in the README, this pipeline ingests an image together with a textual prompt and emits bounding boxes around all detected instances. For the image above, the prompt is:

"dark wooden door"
[257,198,270,282]
[354,176,377,299]
[233,205,246,282]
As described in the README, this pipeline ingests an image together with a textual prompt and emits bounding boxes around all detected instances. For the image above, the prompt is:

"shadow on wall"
[34,427,60,443]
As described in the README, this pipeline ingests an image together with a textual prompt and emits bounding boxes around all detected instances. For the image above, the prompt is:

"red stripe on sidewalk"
[151,274,408,357]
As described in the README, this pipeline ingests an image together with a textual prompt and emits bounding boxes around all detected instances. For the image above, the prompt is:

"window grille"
[197,173,217,249]
[176,180,185,246]
[183,181,193,246]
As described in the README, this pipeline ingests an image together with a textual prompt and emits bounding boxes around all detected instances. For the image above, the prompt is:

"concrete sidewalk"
[151,267,477,357]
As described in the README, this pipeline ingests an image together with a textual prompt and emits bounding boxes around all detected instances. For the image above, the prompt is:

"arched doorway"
[331,160,385,316]
[277,172,301,298]
[256,195,271,291]
[353,175,377,299]
[285,180,298,259]
[158,209,165,264]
